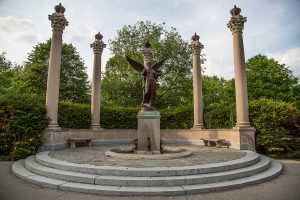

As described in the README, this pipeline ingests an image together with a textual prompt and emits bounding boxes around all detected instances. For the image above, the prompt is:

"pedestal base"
[233,126,256,151]
[137,110,161,152]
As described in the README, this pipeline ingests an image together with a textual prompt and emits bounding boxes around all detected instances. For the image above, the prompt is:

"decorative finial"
[191,33,200,41]
[230,5,241,16]
[95,32,103,40]
[54,3,66,14]
[145,41,151,48]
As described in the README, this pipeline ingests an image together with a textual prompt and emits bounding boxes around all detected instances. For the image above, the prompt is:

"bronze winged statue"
[126,55,166,110]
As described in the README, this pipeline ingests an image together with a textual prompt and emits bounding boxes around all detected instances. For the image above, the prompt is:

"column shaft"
[233,32,250,126]
[91,53,101,129]
[192,54,204,128]
[46,30,63,128]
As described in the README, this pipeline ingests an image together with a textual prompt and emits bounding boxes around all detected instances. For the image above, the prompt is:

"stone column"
[227,5,251,127]
[45,3,68,130]
[90,33,106,130]
[189,33,205,129]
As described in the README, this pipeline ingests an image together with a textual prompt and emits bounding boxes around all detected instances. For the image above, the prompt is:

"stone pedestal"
[137,110,161,154]
[233,126,256,151]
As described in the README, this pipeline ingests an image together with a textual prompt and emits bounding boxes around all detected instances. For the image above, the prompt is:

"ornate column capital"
[48,3,69,32]
[189,33,204,55]
[227,5,247,33]
[90,32,106,54]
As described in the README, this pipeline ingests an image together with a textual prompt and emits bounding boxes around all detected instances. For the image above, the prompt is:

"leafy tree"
[0,53,22,95]
[18,40,90,103]
[246,55,300,103]
[202,76,235,106]
[102,21,193,108]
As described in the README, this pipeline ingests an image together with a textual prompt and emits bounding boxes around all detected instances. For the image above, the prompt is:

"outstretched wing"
[125,55,144,73]
[151,59,166,71]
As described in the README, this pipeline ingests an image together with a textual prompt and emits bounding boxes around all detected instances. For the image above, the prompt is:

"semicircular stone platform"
[12,145,283,196]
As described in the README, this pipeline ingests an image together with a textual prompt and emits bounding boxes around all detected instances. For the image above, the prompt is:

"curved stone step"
[95,156,271,186]
[25,154,270,186]
[12,159,283,196]
[12,160,69,189]
[25,156,98,184]
[36,151,260,177]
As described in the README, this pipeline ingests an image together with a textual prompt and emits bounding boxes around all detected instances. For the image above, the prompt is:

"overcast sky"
[0,0,299,80]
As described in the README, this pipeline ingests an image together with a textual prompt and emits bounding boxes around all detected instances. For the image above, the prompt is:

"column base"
[235,122,251,128]
[191,124,205,130]
[90,124,103,130]
[45,123,62,131]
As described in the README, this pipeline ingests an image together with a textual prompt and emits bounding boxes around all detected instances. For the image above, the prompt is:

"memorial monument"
[12,4,283,196]
[126,42,166,153]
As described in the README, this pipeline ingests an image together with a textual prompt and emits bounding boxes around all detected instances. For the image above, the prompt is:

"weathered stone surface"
[137,110,161,152]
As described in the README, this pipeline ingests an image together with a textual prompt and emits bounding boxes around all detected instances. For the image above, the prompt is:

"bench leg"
[70,142,76,149]
[208,141,216,147]
[87,140,92,147]
[217,141,223,148]
[203,140,208,146]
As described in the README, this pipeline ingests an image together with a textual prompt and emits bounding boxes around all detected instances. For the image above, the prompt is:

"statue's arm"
[151,59,166,71]
[125,55,144,73]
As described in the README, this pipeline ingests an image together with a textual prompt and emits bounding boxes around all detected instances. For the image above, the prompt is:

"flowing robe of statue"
[126,56,165,110]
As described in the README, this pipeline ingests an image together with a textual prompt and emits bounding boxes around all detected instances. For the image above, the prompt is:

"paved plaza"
[48,145,246,167]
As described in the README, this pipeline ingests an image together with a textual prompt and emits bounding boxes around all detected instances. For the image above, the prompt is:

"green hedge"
[160,105,193,129]
[0,94,49,160]
[55,100,300,153]
[58,101,91,129]
[204,102,236,129]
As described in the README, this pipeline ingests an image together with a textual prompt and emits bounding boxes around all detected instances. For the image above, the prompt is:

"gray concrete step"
[25,154,270,186]
[12,158,283,196]
[12,160,69,189]
[35,151,260,177]
[25,156,98,184]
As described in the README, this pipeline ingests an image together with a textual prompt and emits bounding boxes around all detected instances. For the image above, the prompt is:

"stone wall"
[42,128,255,151]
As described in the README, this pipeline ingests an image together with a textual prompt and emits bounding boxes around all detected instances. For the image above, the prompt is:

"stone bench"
[68,138,93,149]
[201,139,228,148]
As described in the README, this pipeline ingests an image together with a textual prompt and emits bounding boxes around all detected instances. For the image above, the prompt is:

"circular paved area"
[49,144,246,168]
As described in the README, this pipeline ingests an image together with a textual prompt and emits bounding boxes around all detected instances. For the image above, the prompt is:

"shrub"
[58,101,91,129]
[160,105,193,129]
[249,98,300,153]
[0,94,49,160]
[101,105,140,129]
[204,102,236,129]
